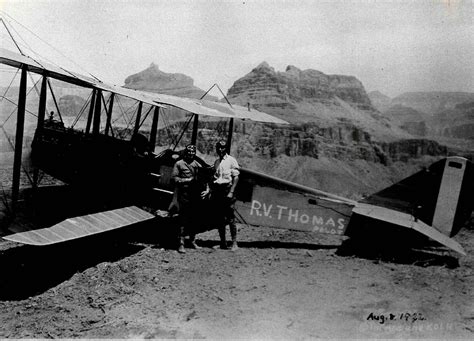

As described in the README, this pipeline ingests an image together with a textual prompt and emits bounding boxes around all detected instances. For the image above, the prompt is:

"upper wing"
[0,48,288,124]
[0,47,96,87]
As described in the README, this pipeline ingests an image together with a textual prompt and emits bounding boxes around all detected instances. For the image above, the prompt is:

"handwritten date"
[367,312,426,324]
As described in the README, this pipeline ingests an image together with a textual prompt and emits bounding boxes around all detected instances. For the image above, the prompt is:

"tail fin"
[361,156,474,237]
[433,157,473,236]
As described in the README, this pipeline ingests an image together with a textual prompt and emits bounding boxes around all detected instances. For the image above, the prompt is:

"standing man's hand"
[201,188,210,199]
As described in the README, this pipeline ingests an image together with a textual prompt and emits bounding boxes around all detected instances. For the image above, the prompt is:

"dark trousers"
[212,184,237,244]
[177,197,198,245]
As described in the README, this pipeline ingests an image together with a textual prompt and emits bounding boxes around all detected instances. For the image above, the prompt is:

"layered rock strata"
[227,62,374,111]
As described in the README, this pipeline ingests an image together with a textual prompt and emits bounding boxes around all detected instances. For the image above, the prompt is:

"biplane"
[0,43,472,257]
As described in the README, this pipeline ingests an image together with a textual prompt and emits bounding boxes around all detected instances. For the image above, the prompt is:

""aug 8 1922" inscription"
[366,312,426,324]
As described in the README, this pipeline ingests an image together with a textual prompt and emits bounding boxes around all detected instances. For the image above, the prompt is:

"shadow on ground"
[0,216,459,301]
[0,183,462,301]
[197,239,337,251]
[0,233,145,301]
[337,237,460,268]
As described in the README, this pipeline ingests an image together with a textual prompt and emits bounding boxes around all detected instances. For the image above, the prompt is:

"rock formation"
[225,62,412,145]
[212,62,474,194]
[123,63,215,100]
[391,92,474,115]
[370,91,474,144]
[228,62,374,112]
[368,91,392,112]
[382,104,428,136]
[429,101,474,140]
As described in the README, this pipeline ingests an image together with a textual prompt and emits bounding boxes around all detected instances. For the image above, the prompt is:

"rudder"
[434,156,474,237]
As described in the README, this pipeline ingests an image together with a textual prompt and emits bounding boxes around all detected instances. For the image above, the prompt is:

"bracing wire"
[121,102,139,139]
[0,96,38,119]
[0,67,20,104]
[1,126,35,187]
[0,32,33,54]
[99,93,112,134]
[1,78,42,127]
[0,11,102,82]
[109,96,125,136]
[112,96,132,125]
[0,17,23,54]
[172,114,194,151]
[71,91,93,128]
[27,71,41,97]
[160,110,174,148]
[47,79,64,124]
[112,96,138,139]
[1,16,82,83]
[2,16,43,61]
[138,105,153,128]
[161,110,176,148]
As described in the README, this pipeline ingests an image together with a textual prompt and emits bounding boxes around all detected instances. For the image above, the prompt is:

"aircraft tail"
[361,156,474,238]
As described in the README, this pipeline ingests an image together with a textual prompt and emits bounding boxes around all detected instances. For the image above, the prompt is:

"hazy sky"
[1,0,473,97]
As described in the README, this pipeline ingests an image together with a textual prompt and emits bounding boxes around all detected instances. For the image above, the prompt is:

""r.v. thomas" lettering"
[249,200,346,235]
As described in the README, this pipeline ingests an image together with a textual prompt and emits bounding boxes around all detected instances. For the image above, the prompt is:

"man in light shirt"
[212,140,240,251]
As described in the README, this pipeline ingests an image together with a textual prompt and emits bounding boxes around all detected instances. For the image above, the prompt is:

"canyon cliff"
[369,91,474,147]
[124,63,216,100]
[228,62,373,111]
[110,61,472,196]
[131,62,468,197]
[367,91,391,113]
[391,92,474,115]
[226,62,409,142]
[430,101,474,140]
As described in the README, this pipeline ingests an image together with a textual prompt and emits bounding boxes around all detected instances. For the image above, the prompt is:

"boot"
[189,235,201,249]
[178,236,186,254]
[218,226,227,249]
[230,224,238,251]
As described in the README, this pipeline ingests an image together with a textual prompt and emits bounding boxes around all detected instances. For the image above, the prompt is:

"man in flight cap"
[171,144,204,253]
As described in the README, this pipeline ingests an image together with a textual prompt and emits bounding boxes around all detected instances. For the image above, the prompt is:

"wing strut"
[133,101,143,136]
[191,114,198,145]
[85,89,96,134]
[92,89,102,135]
[11,65,27,213]
[104,93,115,137]
[149,107,160,151]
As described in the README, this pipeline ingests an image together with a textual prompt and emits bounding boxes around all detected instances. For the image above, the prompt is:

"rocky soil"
[0,215,472,339]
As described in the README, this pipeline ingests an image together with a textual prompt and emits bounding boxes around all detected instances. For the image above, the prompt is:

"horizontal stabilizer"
[360,157,474,238]
[353,203,466,256]
[3,206,155,246]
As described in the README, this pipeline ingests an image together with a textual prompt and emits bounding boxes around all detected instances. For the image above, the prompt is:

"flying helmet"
[215,140,227,150]
[184,144,196,157]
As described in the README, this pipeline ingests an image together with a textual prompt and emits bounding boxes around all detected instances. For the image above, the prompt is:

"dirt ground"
[0,214,473,339]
